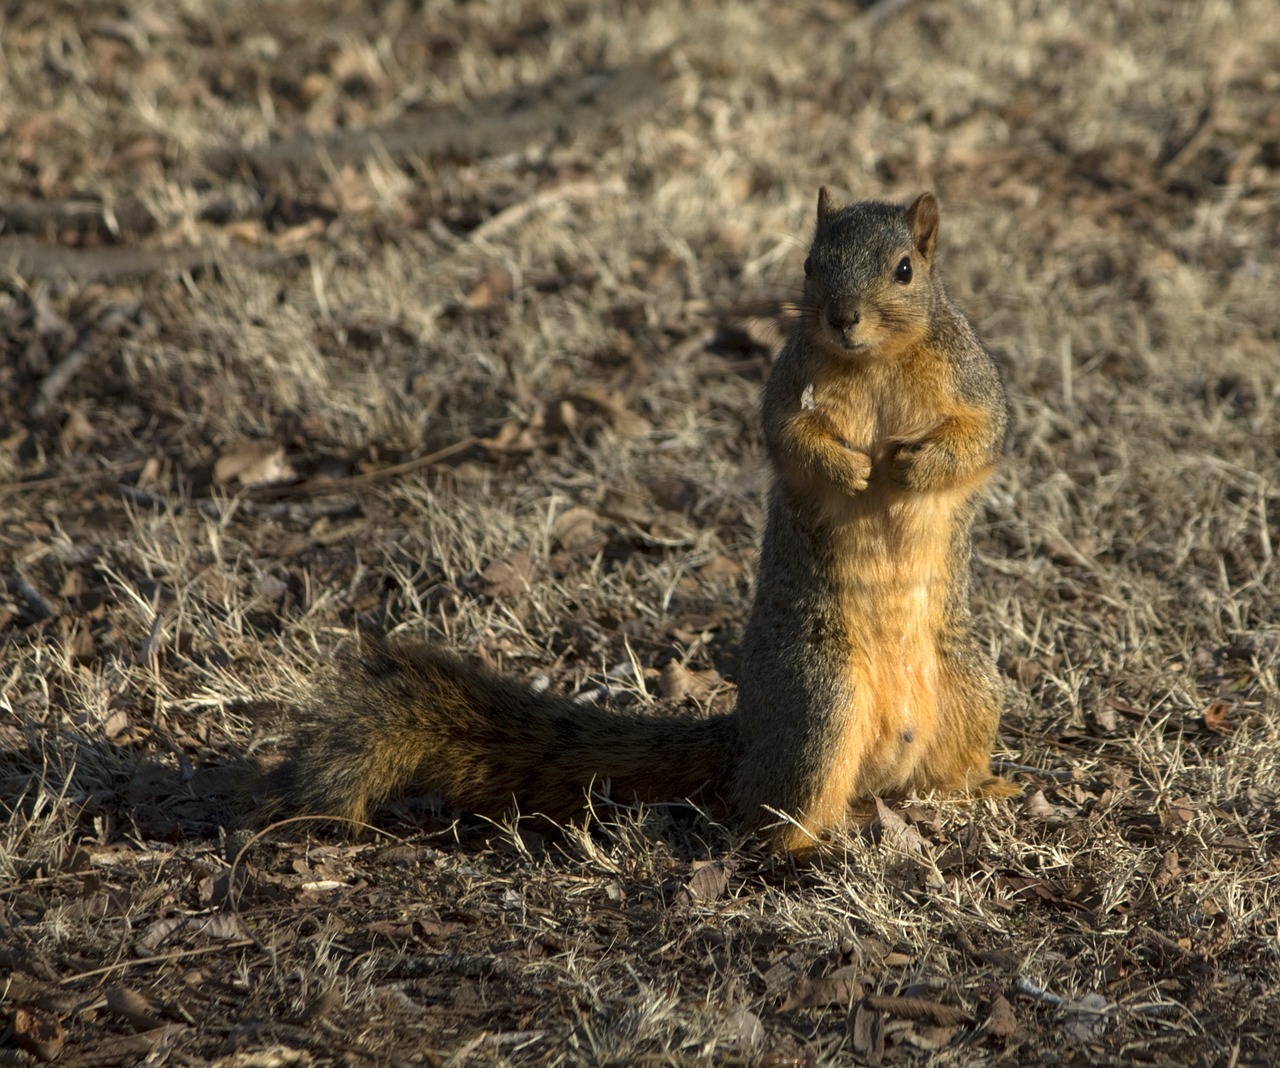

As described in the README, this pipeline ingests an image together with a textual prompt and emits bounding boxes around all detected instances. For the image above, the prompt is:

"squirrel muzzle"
[819,297,869,352]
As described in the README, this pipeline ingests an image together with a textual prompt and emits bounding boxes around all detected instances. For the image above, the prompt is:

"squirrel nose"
[826,305,861,333]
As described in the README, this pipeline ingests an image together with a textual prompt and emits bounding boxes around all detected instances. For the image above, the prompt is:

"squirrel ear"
[816,186,832,229]
[907,193,940,260]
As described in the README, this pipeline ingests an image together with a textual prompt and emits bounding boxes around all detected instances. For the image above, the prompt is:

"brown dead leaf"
[1091,700,1118,734]
[61,406,97,452]
[464,265,514,310]
[782,965,865,1010]
[849,1003,885,1064]
[301,987,343,1023]
[658,660,721,701]
[564,389,649,438]
[272,218,326,250]
[647,477,698,512]
[480,415,541,454]
[1023,789,1058,820]
[1152,849,1182,891]
[901,1024,959,1050]
[213,442,295,487]
[723,1006,764,1053]
[135,913,249,954]
[1160,796,1195,829]
[874,798,925,855]
[550,506,603,552]
[322,164,374,215]
[697,555,744,584]
[545,397,579,436]
[105,986,164,1032]
[762,958,799,996]
[102,708,130,741]
[983,994,1017,1039]
[13,1007,64,1061]
[225,218,266,243]
[1202,698,1235,735]
[481,550,534,598]
[679,859,733,905]
[658,659,693,700]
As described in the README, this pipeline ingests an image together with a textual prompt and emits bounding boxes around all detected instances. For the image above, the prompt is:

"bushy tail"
[257,636,737,828]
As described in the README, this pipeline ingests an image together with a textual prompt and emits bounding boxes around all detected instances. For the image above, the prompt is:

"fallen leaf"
[679,859,732,905]
[723,1006,764,1053]
[1160,796,1195,829]
[135,913,249,954]
[13,1007,64,1061]
[464,265,514,310]
[874,798,925,855]
[545,397,579,435]
[1091,700,1118,734]
[481,550,534,598]
[902,1023,958,1050]
[103,708,131,740]
[550,506,603,552]
[1152,849,1181,891]
[763,959,799,996]
[983,994,1017,1039]
[301,987,343,1023]
[564,389,649,438]
[1063,992,1113,1043]
[1202,699,1235,735]
[696,555,743,583]
[849,1002,885,1064]
[213,442,295,487]
[105,986,164,1032]
[782,966,865,1010]
[658,660,721,701]
[61,406,97,452]
[1023,789,1058,820]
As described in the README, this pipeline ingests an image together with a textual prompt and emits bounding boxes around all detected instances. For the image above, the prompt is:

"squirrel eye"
[894,256,913,284]
[803,256,812,278]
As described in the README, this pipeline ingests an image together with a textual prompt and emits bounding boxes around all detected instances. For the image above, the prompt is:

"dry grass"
[2,0,1279,1064]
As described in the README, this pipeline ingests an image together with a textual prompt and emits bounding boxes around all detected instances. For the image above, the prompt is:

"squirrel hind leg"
[735,754,858,857]
[756,818,828,859]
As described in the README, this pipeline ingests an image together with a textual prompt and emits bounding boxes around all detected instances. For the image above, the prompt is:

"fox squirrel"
[263,189,1018,854]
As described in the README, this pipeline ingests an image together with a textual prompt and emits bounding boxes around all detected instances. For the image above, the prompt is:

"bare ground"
[2,1,1279,1064]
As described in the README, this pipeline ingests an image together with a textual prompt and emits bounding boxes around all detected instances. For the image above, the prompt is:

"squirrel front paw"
[890,438,950,490]
[790,408,872,494]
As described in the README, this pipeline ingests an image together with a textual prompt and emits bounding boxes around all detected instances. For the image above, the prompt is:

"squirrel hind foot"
[973,775,1023,800]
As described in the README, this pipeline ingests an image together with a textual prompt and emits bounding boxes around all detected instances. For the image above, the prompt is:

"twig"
[1014,976,1065,1006]
[30,303,138,419]
[244,434,480,499]
[863,996,972,1025]
[992,759,1075,783]
[58,940,256,985]
[0,459,136,496]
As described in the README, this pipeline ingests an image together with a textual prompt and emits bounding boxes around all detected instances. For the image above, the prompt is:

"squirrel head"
[803,189,940,359]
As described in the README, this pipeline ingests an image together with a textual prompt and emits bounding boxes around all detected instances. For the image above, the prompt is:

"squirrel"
[260,189,1018,855]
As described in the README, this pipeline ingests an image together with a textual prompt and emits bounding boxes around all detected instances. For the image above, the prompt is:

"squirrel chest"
[787,351,993,795]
